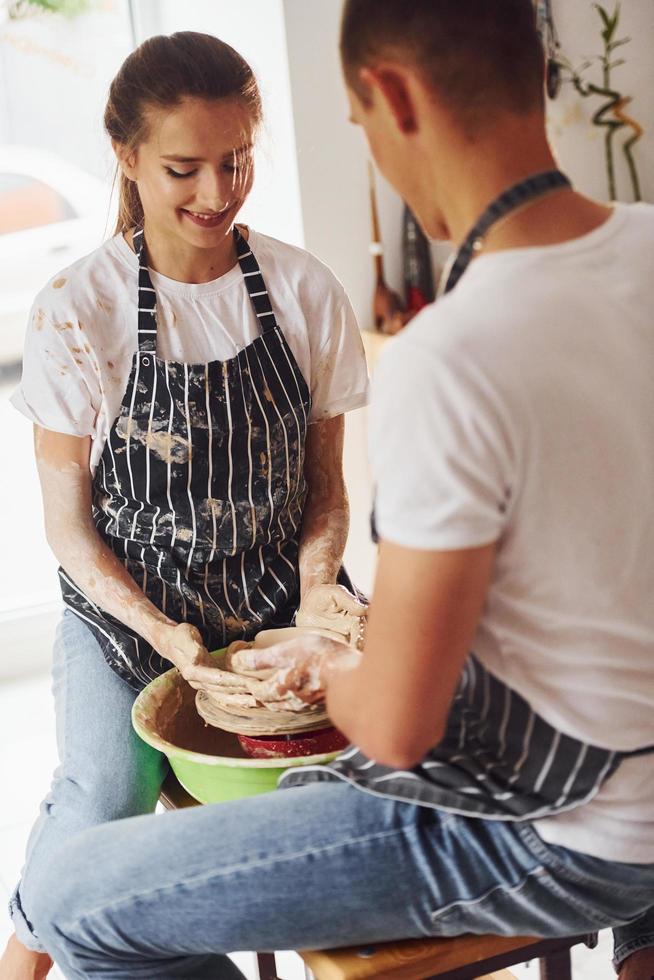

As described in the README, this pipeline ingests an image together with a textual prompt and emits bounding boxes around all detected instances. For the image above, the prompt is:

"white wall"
[138,0,305,248]
[282,0,374,328]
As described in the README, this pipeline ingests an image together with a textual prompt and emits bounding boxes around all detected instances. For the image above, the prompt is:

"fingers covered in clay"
[308,584,369,615]
[230,634,345,674]
[296,584,369,648]
[162,623,215,677]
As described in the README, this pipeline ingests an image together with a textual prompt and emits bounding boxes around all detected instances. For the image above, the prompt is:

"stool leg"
[255,952,278,980]
[539,948,572,980]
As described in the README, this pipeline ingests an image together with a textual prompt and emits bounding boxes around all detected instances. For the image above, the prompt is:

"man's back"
[370,203,654,861]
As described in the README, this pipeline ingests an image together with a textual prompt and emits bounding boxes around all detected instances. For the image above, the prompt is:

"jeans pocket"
[429,864,615,938]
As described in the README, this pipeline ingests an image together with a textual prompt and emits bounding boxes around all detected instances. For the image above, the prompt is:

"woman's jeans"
[29,780,654,977]
[8,611,168,952]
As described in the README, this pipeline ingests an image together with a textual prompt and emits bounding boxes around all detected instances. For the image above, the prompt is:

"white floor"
[0,672,618,980]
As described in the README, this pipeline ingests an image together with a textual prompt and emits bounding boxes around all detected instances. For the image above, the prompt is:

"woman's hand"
[296,584,368,649]
[230,634,360,706]
[153,622,216,681]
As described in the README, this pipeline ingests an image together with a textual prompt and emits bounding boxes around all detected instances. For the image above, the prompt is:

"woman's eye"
[165,168,197,179]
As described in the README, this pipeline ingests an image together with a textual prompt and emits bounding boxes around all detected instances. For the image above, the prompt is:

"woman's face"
[117,96,256,249]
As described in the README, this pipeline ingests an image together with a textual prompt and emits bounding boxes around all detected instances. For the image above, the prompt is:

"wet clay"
[194,627,344,736]
[146,672,252,757]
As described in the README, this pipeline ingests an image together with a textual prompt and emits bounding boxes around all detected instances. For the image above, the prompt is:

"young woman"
[1,31,368,977]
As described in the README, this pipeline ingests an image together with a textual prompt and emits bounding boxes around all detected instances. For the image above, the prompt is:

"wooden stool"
[299,933,597,979]
[159,773,597,980]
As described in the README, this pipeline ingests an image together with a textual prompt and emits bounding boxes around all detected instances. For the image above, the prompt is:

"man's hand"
[231,634,360,705]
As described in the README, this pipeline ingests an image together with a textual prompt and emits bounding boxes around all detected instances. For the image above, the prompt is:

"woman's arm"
[297,415,349,600]
[34,426,213,676]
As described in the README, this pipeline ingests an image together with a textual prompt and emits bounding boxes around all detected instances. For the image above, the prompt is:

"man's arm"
[325,538,495,767]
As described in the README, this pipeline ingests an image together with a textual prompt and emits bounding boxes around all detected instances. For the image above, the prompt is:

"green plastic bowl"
[131,664,340,804]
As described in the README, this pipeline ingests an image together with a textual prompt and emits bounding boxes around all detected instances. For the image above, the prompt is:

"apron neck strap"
[132,225,280,353]
[234,226,279,335]
[440,169,572,296]
[133,227,157,353]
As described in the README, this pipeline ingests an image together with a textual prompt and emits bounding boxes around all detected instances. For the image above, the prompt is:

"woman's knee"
[49,749,167,825]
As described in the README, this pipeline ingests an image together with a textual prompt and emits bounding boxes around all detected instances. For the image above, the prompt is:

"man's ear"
[359,65,418,134]
[112,139,138,180]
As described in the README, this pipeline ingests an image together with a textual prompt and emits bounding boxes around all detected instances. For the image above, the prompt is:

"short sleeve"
[309,294,369,423]
[369,333,517,550]
[10,301,100,437]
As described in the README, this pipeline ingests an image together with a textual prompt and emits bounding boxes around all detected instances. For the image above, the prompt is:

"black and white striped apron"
[60,226,310,690]
[282,171,654,819]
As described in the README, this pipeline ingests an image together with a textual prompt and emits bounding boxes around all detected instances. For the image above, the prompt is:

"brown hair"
[340,0,545,131]
[105,32,262,235]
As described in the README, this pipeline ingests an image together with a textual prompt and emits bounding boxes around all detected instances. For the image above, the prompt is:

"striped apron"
[60,226,310,690]
[282,171,654,819]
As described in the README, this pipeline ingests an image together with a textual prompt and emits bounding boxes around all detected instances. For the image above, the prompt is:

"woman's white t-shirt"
[12,228,369,471]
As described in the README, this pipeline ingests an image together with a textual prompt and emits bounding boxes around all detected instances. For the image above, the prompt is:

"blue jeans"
[29,774,654,978]
[8,611,168,952]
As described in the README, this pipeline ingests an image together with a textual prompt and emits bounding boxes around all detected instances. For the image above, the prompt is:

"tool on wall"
[536,0,562,99]
[368,161,406,334]
[402,204,435,316]
[368,162,436,334]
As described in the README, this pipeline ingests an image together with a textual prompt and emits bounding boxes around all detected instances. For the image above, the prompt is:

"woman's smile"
[180,203,235,229]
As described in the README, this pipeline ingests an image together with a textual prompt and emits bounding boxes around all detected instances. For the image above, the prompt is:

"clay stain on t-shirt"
[52,278,67,289]
[54,320,74,332]
[33,308,45,331]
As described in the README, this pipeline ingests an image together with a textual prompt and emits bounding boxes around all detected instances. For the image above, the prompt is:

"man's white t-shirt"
[370,203,654,863]
[12,228,369,471]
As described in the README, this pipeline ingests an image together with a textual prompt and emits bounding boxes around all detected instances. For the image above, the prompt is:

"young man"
[22,2,654,977]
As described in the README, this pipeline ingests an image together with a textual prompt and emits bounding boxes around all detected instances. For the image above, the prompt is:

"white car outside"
[0,145,114,364]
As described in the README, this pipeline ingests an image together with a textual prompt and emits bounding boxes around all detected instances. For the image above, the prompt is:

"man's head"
[340,0,547,238]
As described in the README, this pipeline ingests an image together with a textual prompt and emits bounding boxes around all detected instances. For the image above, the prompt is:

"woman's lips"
[181,206,233,229]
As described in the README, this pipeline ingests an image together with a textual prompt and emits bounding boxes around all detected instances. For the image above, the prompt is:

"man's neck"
[423,116,612,251]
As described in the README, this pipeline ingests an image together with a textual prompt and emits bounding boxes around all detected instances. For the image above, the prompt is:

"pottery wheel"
[195,690,330,736]
[194,626,345,737]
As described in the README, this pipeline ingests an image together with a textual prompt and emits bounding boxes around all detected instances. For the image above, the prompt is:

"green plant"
[560,2,643,201]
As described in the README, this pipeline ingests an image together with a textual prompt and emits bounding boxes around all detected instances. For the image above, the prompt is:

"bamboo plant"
[560,2,643,201]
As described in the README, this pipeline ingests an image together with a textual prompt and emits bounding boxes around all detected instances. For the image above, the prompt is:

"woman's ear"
[112,139,138,180]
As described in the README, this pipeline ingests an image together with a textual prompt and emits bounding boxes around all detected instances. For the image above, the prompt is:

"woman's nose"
[196,169,231,212]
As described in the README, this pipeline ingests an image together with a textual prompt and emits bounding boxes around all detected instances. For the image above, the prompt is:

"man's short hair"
[340,0,545,130]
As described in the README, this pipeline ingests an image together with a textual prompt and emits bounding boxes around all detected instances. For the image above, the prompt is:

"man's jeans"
[30,775,654,979]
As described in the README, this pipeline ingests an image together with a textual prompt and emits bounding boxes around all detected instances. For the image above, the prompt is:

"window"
[0,173,76,235]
